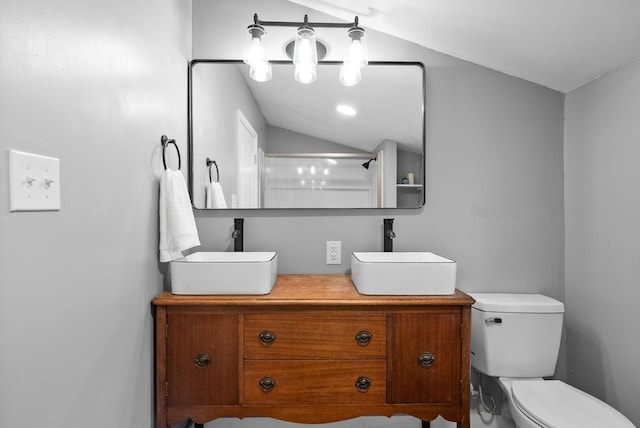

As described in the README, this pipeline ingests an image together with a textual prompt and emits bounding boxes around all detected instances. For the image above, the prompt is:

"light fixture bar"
[252,13,359,29]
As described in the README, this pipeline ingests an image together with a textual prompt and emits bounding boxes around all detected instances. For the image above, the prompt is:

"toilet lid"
[511,380,633,428]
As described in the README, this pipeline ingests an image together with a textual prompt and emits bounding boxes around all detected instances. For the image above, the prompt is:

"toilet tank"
[469,293,565,378]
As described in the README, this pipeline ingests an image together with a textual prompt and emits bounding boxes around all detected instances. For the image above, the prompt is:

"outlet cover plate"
[326,240,341,265]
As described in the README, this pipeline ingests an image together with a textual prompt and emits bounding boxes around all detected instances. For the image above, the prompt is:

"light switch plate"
[9,149,61,212]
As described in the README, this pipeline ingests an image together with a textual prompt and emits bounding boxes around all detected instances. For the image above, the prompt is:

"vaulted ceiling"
[287,0,640,93]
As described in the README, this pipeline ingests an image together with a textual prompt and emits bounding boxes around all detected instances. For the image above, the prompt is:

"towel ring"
[161,135,181,170]
[206,158,219,183]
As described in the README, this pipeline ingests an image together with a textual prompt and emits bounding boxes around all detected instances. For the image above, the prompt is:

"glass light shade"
[243,25,266,66]
[293,27,318,66]
[249,60,272,82]
[339,62,361,86]
[294,62,317,84]
[346,27,368,67]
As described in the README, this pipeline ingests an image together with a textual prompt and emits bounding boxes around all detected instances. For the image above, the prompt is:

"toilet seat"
[511,380,633,428]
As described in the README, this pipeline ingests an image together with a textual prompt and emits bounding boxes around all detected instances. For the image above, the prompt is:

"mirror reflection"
[189,60,425,209]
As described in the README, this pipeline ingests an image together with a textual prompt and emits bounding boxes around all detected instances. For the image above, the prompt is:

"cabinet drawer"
[244,313,387,359]
[243,360,386,404]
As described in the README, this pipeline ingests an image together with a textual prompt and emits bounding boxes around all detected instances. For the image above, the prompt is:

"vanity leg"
[421,421,431,428]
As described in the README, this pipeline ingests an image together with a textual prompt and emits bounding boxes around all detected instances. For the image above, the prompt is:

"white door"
[236,110,258,208]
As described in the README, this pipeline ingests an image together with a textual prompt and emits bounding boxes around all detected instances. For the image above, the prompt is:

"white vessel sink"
[170,252,278,295]
[351,252,456,295]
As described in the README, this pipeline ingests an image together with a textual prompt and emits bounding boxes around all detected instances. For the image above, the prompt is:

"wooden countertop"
[152,274,474,306]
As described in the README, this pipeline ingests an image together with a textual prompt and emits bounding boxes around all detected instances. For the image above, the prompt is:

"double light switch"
[9,149,61,212]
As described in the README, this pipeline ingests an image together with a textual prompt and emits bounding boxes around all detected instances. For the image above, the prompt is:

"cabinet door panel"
[245,313,386,359]
[390,312,461,403]
[244,360,386,404]
[166,312,238,405]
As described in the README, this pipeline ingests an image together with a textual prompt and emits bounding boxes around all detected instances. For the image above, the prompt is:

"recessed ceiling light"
[336,104,357,116]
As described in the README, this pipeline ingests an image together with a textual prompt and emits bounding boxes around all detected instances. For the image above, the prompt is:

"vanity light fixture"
[244,13,367,85]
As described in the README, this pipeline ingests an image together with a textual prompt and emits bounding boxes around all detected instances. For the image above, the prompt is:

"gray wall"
[565,59,640,425]
[0,0,191,426]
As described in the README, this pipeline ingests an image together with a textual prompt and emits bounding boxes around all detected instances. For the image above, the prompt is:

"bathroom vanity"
[152,275,473,428]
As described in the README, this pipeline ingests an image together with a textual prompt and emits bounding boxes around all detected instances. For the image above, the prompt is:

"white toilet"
[469,293,634,428]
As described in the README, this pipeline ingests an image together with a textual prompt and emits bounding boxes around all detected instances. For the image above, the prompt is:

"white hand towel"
[205,181,227,208]
[210,181,227,208]
[159,169,200,262]
[205,181,213,209]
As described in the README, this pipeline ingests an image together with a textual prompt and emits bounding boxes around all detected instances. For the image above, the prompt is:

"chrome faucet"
[232,218,244,252]
[383,218,395,252]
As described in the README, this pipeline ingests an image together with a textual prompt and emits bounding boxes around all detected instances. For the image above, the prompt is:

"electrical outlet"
[326,241,341,265]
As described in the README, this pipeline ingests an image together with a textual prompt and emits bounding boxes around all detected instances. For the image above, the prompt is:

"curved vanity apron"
[511,380,634,428]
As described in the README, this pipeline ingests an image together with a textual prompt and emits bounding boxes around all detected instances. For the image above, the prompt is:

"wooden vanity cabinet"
[153,275,473,428]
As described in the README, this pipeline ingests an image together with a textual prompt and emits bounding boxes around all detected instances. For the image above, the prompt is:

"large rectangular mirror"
[189,60,425,209]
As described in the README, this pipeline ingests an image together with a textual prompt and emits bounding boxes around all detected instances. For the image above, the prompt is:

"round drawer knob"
[418,351,435,368]
[194,353,212,368]
[355,376,372,392]
[259,330,276,346]
[259,376,276,392]
[355,330,372,346]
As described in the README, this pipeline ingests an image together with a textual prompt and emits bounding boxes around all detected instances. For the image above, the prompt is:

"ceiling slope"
[287,0,640,92]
